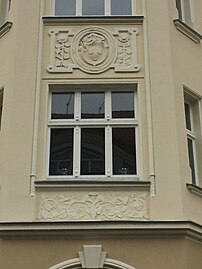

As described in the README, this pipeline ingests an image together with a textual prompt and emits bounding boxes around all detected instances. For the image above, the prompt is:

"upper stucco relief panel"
[35,186,150,221]
[42,23,144,78]
[48,27,140,74]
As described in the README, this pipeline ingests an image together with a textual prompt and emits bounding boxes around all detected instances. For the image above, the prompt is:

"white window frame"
[176,0,194,26]
[52,0,135,16]
[184,88,202,186]
[47,83,139,181]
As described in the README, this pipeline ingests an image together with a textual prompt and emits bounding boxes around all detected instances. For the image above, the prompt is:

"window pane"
[49,128,73,175]
[112,128,136,175]
[81,92,105,118]
[184,103,192,131]
[51,92,74,119]
[82,0,104,15]
[55,0,76,16]
[81,128,105,175]
[187,138,196,184]
[111,0,132,15]
[112,92,134,118]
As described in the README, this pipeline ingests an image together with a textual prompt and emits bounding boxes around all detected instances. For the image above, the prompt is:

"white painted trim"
[142,0,156,195]
[29,0,45,196]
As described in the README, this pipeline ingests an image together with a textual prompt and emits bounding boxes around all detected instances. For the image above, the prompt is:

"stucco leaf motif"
[116,32,132,67]
[55,34,71,68]
[38,192,149,221]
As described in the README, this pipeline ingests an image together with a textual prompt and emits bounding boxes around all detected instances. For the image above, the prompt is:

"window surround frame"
[46,83,140,182]
[0,0,12,38]
[52,0,136,16]
[184,87,202,187]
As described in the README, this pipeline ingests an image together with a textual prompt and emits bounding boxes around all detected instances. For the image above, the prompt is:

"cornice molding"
[187,183,202,197]
[173,19,202,43]
[42,16,144,25]
[0,221,202,243]
[0,21,12,38]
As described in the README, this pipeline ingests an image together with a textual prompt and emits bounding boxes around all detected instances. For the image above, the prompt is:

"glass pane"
[112,92,134,118]
[51,92,74,119]
[111,0,132,15]
[184,103,192,131]
[81,92,105,119]
[81,128,105,175]
[55,0,76,16]
[82,0,104,15]
[49,128,73,175]
[187,138,196,184]
[112,128,136,175]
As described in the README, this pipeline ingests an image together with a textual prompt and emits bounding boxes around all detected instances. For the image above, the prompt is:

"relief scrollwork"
[37,192,149,221]
[47,26,141,74]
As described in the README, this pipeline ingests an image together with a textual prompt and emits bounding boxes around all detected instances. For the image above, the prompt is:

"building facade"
[0,0,202,268]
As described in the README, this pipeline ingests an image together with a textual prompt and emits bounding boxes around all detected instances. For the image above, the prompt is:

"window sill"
[173,19,202,44]
[0,21,12,39]
[35,179,151,189]
[187,183,202,197]
[43,15,144,25]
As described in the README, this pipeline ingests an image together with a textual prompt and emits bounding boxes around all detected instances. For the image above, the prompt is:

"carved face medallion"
[72,27,116,73]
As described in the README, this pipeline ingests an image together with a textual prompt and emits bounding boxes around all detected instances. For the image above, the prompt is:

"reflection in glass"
[82,0,104,15]
[112,92,134,118]
[55,0,76,16]
[81,92,105,118]
[112,128,136,175]
[187,138,196,184]
[49,128,73,175]
[184,103,192,131]
[111,0,132,15]
[81,128,105,175]
[51,92,74,119]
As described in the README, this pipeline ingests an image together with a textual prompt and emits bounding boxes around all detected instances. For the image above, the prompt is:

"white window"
[0,88,3,130]
[184,90,202,185]
[176,0,193,26]
[48,84,138,179]
[0,0,10,27]
[54,0,134,16]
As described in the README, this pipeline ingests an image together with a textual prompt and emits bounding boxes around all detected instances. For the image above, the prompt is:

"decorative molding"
[79,245,106,268]
[48,27,140,74]
[173,19,202,43]
[0,221,202,243]
[0,21,12,38]
[37,191,149,221]
[187,183,202,197]
[49,245,136,269]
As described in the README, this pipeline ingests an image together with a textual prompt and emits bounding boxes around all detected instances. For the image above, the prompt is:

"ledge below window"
[187,183,202,197]
[0,21,12,39]
[173,19,202,43]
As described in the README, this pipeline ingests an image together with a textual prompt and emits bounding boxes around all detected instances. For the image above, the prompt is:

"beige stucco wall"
[0,237,201,269]
[0,0,201,225]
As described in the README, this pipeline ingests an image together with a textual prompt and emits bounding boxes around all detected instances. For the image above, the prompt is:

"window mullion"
[106,126,112,177]
[105,0,111,16]
[77,0,82,16]
[74,126,80,177]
